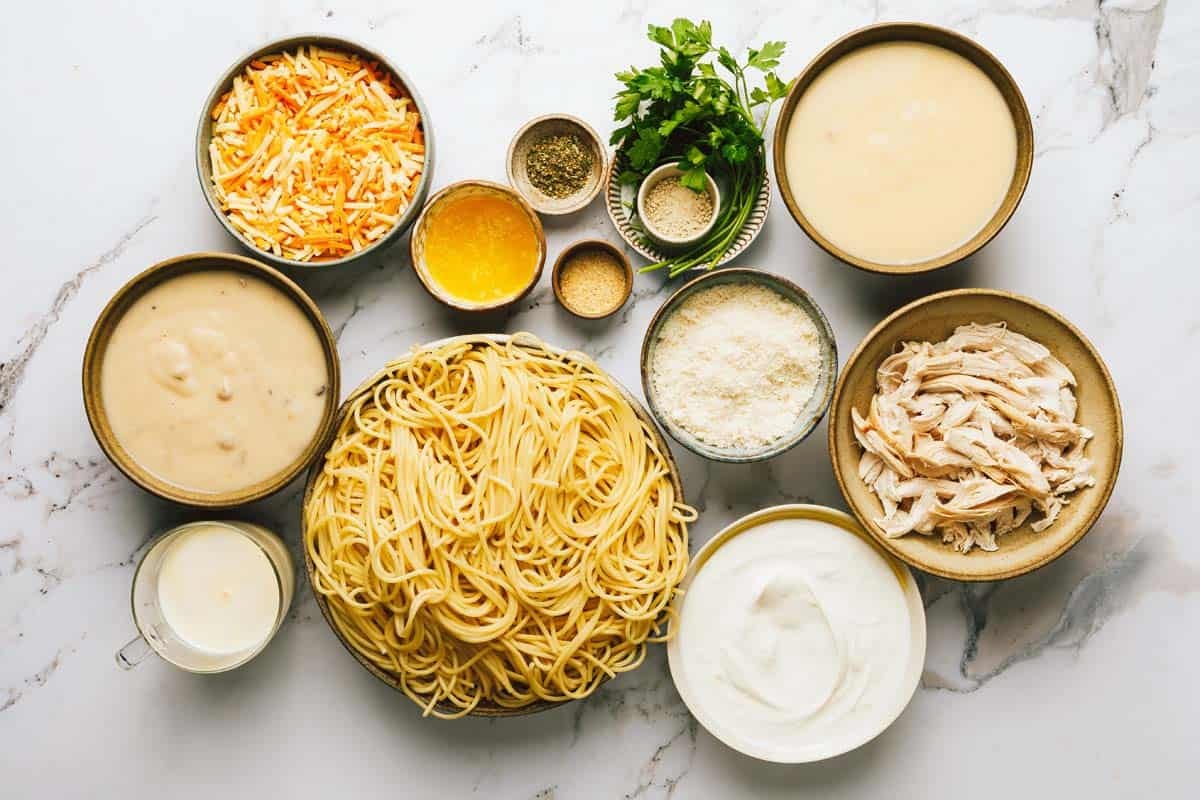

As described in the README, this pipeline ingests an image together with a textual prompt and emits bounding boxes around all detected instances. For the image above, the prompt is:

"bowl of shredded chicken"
[830,290,1122,581]
[196,35,433,268]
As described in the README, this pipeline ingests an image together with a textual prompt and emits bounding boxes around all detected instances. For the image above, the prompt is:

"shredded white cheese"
[648,283,822,450]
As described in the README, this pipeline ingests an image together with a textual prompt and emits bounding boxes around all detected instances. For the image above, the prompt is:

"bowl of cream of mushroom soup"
[83,252,341,508]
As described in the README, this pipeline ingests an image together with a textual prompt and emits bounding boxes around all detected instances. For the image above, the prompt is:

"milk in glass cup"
[116,521,294,672]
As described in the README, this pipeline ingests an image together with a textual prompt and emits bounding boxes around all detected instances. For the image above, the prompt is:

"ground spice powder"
[643,176,714,239]
[558,248,628,316]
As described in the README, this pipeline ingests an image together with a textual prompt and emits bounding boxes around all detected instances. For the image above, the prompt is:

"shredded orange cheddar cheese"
[208,47,425,261]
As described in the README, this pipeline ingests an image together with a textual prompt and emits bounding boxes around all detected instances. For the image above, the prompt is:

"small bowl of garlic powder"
[636,164,721,251]
[640,268,838,462]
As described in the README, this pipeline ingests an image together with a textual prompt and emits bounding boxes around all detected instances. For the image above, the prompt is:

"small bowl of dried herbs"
[507,115,607,215]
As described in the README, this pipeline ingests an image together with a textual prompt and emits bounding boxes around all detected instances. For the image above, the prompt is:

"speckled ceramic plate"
[605,155,770,270]
[830,289,1123,581]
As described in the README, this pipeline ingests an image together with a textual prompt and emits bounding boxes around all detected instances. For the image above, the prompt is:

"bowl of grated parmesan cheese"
[640,268,837,462]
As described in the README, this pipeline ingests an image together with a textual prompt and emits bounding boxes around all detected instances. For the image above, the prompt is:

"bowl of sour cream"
[667,504,926,763]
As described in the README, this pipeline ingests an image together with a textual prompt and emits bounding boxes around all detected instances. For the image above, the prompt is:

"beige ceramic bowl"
[773,23,1034,275]
[506,114,606,215]
[409,180,546,313]
[830,289,1123,581]
[82,252,341,508]
[301,333,685,717]
[551,238,633,320]
[196,34,434,270]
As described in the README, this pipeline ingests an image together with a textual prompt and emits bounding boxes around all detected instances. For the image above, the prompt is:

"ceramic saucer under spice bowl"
[640,268,838,463]
[507,114,607,215]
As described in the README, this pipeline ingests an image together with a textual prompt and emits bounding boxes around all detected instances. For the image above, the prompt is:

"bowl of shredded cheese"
[196,35,433,269]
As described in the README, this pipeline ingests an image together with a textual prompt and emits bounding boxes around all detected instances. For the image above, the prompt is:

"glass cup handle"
[115,634,154,670]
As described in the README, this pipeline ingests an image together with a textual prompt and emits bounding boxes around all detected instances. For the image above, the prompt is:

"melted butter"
[676,517,912,759]
[101,270,328,493]
[422,193,539,304]
[784,41,1018,265]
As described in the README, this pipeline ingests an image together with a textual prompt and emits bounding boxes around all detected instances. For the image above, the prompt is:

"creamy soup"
[784,41,1018,265]
[101,270,328,493]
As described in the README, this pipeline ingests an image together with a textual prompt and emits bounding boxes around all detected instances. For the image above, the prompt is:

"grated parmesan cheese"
[648,283,822,450]
[208,47,425,262]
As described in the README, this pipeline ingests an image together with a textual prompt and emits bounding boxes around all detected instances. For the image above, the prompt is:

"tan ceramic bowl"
[82,252,341,509]
[409,180,546,313]
[773,23,1034,275]
[506,114,606,215]
[830,289,1123,581]
[196,34,435,271]
[301,333,685,717]
[551,238,633,320]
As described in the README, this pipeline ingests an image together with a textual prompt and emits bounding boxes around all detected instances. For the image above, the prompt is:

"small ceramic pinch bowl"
[408,180,547,314]
[551,238,633,320]
[507,114,606,215]
[772,22,1034,275]
[830,289,1123,581]
[640,268,837,463]
[635,163,721,251]
[196,33,435,270]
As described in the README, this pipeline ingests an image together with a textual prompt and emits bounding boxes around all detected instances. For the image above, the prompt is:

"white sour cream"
[673,516,918,762]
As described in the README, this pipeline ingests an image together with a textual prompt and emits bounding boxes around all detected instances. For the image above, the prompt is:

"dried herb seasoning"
[526,134,593,198]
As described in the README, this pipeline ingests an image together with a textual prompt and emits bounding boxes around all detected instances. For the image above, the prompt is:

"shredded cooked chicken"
[853,322,1095,553]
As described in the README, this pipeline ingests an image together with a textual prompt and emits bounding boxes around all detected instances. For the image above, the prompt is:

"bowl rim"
[300,332,687,717]
[550,237,634,320]
[81,251,341,509]
[828,288,1125,581]
[639,267,838,463]
[635,163,721,248]
[408,179,547,313]
[772,22,1035,275]
[505,113,607,215]
[666,503,926,763]
[194,33,435,270]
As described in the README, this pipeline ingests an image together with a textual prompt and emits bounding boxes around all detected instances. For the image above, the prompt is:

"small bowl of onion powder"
[552,239,633,320]
[636,164,721,251]
[640,268,838,462]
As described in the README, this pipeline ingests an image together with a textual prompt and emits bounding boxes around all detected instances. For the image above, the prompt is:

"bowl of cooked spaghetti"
[302,333,695,717]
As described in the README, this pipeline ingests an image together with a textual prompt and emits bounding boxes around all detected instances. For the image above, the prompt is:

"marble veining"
[1,1,1197,797]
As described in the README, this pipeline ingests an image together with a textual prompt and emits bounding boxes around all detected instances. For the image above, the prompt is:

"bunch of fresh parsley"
[611,19,789,276]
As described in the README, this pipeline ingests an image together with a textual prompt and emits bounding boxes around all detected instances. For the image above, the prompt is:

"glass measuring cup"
[116,520,294,673]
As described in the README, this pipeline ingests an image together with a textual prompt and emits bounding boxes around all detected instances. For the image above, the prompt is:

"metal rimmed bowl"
[81,252,341,508]
[409,180,547,313]
[640,268,838,463]
[301,333,686,717]
[830,289,1123,581]
[666,504,926,763]
[772,22,1034,275]
[195,34,435,270]
[506,114,606,215]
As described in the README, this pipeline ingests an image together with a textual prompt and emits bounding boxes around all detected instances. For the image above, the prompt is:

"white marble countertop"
[2,0,1196,797]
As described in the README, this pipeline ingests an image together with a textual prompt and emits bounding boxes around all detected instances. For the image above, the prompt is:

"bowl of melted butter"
[83,252,340,508]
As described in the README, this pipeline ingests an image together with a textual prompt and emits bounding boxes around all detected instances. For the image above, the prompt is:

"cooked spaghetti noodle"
[304,334,694,717]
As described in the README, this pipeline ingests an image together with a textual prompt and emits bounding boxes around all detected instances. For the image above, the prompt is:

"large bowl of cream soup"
[83,253,340,507]
[773,23,1033,274]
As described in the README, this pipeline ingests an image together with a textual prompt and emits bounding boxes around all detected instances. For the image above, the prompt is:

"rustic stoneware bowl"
[551,238,633,320]
[830,289,1123,581]
[640,268,838,463]
[667,504,926,763]
[82,252,341,509]
[773,22,1034,275]
[301,333,685,717]
[409,180,546,313]
[196,33,435,270]
[506,114,606,215]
